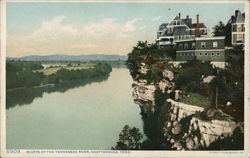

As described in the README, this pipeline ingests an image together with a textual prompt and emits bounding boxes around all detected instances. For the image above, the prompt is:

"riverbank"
[6,61,112,90]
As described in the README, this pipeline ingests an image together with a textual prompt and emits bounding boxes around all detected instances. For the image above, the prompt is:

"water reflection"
[6,75,109,109]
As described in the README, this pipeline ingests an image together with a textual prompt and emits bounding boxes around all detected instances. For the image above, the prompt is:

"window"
[213,42,218,48]
[236,34,244,42]
[200,53,203,56]
[233,34,237,43]
[184,43,188,49]
[192,42,195,49]
[237,24,242,32]
[162,38,169,42]
[211,52,214,56]
[232,24,237,32]
[201,42,206,48]
[242,24,245,32]
[179,43,183,49]
[177,21,180,25]
[205,53,208,56]
[217,52,220,56]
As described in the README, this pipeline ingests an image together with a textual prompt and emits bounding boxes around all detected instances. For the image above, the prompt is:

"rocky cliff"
[131,62,243,150]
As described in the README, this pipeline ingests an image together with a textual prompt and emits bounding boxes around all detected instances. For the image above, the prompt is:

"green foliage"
[174,60,215,92]
[209,49,244,108]
[43,63,112,84]
[183,93,210,108]
[207,127,243,150]
[213,21,226,36]
[7,70,45,89]
[112,125,143,150]
[140,64,164,83]
[6,61,112,89]
[213,21,232,46]
[139,89,172,150]
[127,41,176,79]
[6,61,44,72]
[172,115,193,141]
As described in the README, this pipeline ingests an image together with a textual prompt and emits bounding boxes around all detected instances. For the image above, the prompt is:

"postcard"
[0,0,249,157]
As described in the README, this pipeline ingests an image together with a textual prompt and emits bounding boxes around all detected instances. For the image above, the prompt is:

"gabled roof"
[159,23,168,30]
[173,16,180,20]
[191,23,207,29]
[228,10,245,24]
[181,18,192,28]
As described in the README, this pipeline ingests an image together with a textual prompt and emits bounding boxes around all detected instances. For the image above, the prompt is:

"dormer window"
[177,21,180,25]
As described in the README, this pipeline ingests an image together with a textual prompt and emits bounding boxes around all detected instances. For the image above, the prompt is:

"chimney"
[231,15,234,21]
[186,15,189,19]
[179,13,181,18]
[195,14,200,37]
[235,10,239,17]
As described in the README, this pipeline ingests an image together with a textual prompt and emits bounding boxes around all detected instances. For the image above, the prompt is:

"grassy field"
[34,65,93,75]
[183,93,211,108]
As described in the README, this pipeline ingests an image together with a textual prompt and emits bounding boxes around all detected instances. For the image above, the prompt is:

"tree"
[112,125,143,150]
[213,21,232,46]
[174,60,215,93]
[213,21,226,36]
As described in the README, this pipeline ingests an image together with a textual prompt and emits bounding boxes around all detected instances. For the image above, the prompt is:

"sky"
[6,2,245,57]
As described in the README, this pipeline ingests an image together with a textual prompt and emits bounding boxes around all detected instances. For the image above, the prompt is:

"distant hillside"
[7,54,128,61]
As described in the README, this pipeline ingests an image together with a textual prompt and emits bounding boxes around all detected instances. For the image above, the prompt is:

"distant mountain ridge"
[7,54,128,61]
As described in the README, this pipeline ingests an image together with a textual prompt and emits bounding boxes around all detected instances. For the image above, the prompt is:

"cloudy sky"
[6,2,244,57]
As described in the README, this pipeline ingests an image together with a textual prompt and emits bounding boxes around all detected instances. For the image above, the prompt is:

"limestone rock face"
[188,117,239,147]
[162,70,174,81]
[131,63,243,150]
[158,79,174,94]
[166,99,204,122]
[132,80,156,111]
[165,98,243,150]
[132,67,175,112]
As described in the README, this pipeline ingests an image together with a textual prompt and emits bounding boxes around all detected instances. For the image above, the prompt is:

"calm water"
[6,68,143,149]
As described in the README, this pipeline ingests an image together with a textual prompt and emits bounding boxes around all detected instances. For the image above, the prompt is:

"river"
[6,68,143,150]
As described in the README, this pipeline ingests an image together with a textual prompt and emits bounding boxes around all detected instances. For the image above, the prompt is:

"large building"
[175,36,225,61]
[227,10,245,46]
[156,13,226,61]
[156,14,208,48]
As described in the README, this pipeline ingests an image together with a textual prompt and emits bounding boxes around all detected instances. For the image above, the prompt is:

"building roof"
[228,10,245,24]
[173,16,180,20]
[181,18,192,28]
[191,23,207,29]
[159,23,168,30]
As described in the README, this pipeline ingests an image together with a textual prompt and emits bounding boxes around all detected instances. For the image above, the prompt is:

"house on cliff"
[156,13,226,62]
[175,36,225,61]
[227,10,245,46]
[156,13,208,48]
